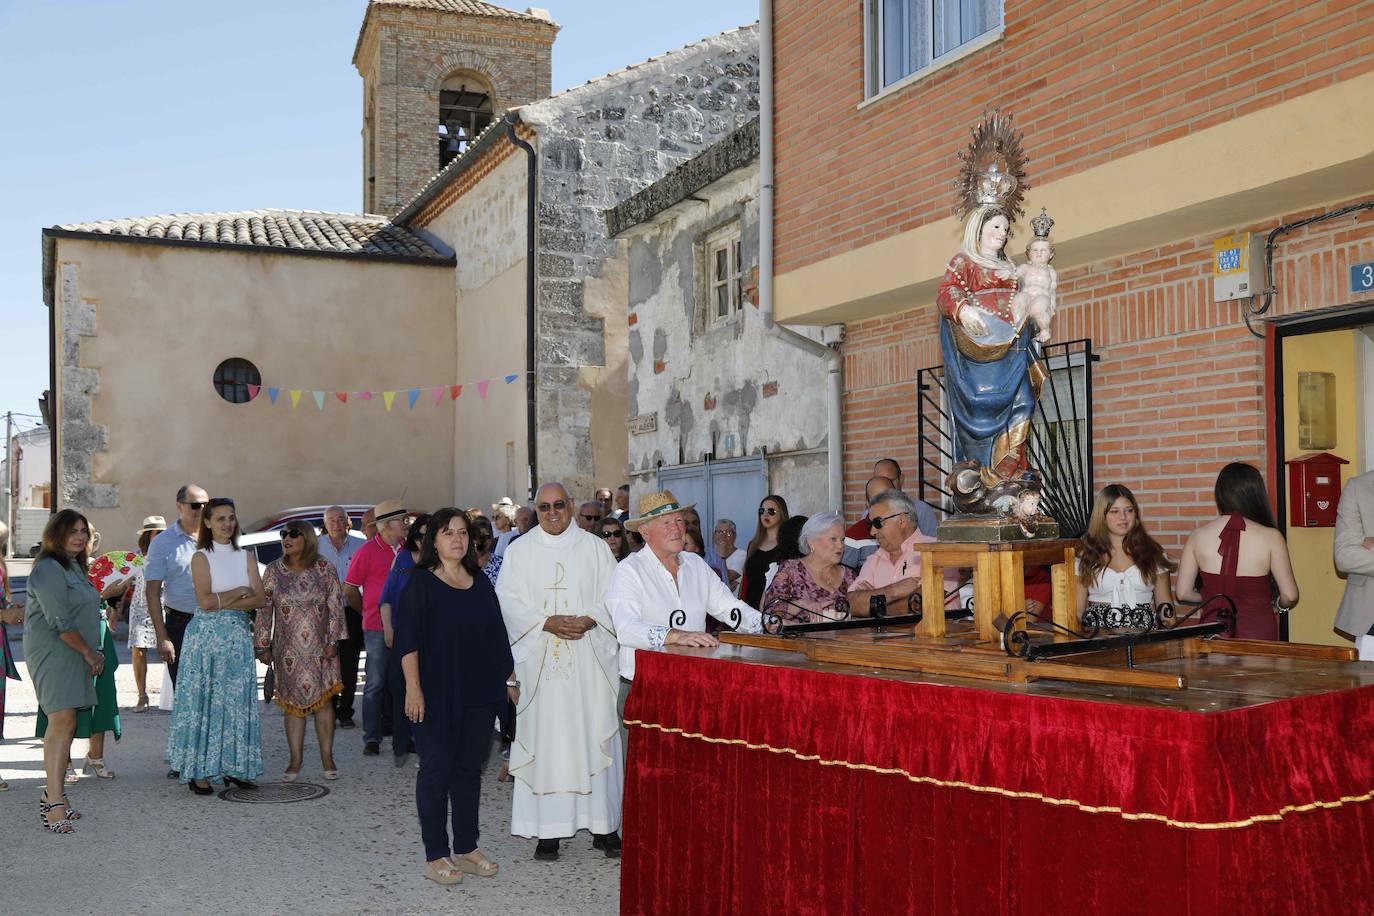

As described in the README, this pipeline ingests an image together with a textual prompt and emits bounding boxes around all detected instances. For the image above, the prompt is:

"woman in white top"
[164,497,266,795]
[1076,485,1175,630]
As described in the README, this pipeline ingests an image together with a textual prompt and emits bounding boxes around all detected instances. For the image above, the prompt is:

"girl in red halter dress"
[1175,463,1299,639]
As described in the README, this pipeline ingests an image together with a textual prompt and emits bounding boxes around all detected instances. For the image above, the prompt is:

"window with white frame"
[869,0,1003,92]
[703,223,743,326]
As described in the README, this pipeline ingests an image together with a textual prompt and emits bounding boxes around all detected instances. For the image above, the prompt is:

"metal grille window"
[439,75,493,168]
[705,224,743,325]
[916,339,1097,537]
[213,358,261,405]
[869,0,1003,91]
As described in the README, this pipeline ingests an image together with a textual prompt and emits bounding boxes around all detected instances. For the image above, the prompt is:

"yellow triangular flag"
[289,389,302,408]
[383,390,397,412]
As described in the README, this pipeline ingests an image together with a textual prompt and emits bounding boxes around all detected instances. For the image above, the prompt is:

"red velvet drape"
[621,652,1374,915]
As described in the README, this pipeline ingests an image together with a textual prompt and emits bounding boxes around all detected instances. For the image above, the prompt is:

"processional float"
[720,112,1356,688]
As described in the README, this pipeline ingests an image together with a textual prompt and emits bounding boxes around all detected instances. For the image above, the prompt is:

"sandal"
[0,780,9,791]
[83,757,116,779]
[39,798,75,834]
[282,769,300,783]
[133,696,150,713]
[424,857,464,886]
[450,850,499,877]
[41,792,81,821]
[64,764,79,784]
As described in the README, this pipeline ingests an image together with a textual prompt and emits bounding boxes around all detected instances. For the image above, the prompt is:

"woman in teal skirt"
[24,510,105,833]
[165,498,265,795]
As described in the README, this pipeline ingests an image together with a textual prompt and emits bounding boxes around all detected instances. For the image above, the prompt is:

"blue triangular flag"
[267,387,280,405]
[312,391,325,411]
[407,388,422,409]
[504,374,519,384]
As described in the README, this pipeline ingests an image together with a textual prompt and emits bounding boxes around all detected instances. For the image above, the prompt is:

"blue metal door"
[657,455,768,546]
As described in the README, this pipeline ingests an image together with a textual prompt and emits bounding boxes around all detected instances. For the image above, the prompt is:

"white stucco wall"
[421,153,532,506]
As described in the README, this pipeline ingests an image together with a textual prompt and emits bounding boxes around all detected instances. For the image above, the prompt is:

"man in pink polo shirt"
[848,489,955,616]
[345,499,407,756]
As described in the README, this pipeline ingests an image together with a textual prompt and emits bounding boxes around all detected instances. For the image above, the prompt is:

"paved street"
[1,629,620,915]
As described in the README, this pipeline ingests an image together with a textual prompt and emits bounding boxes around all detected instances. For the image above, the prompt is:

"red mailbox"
[1285,452,1349,528]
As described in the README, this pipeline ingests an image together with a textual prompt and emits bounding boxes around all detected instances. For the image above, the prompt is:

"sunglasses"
[758,507,778,517]
[582,513,603,521]
[601,529,622,539]
[869,511,904,530]
[536,500,568,513]
[279,529,305,540]
[180,501,207,510]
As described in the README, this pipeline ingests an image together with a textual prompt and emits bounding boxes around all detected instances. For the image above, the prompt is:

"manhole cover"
[219,781,330,804]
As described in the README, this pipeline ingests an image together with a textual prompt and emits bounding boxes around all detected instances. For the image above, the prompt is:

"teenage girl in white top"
[1076,485,1175,627]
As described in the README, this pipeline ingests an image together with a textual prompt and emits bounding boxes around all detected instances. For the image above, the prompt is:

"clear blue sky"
[0,0,755,422]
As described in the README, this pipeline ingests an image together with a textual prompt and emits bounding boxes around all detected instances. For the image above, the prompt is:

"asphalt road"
[1,629,621,915]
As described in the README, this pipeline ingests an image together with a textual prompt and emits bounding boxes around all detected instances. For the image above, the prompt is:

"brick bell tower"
[353,0,558,216]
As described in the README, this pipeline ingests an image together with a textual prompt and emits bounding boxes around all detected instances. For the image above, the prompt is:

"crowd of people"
[3,457,1308,873]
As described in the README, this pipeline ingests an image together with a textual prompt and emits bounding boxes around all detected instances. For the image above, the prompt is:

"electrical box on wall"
[1212,232,1266,303]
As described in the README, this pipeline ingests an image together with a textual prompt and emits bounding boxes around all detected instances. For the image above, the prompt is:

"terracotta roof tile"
[48,209,452,262]
[366,0,552,22]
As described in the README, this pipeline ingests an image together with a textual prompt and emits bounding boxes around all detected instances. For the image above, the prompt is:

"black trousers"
[414,705,497,862]
[388,649,411,756]
[164,609,194,686]
[335,607,364,720]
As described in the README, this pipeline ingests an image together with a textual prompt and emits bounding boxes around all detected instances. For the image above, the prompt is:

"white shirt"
[607,547,763,680]
[723,547,746,595]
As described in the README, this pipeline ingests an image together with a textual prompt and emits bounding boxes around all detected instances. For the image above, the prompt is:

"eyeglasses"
[179,501,207,510]
[869,511,905,530]
[758,507,778,517]
[279,529,304,540]
[601,530,622,539]
[536,500,568,513]
[582,514,603,522]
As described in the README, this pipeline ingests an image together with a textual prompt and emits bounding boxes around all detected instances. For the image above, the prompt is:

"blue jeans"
[362,630,389,744]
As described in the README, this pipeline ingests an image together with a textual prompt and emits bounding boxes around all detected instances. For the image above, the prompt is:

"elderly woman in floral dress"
[254,522,345,781]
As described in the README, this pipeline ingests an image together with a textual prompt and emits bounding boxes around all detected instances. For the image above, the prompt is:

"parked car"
[243,505,373,534]
[239,528,367,572]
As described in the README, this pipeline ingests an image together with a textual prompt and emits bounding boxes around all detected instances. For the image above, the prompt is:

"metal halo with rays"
[955,111,1030,222]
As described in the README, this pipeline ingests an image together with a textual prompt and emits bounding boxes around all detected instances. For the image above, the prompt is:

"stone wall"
[355,4,557,215]
[619,164,831,520]
[518,24,761,500]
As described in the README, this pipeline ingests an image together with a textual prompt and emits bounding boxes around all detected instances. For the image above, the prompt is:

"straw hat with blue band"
[624,490,695,531]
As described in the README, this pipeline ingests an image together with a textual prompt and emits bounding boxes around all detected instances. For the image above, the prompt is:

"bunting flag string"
[248,369,534,411]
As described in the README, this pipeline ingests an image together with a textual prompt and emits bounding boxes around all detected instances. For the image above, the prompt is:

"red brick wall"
[842,202,1374,552]
[773,0,1374,276]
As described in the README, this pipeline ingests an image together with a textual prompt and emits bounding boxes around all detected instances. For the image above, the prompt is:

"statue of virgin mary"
[935,114,1053,531]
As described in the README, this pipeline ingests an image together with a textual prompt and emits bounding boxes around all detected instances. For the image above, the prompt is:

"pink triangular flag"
[477,380,490,398]
[432,387,445,405]
[246,383,261,400]
[358,391,373,401]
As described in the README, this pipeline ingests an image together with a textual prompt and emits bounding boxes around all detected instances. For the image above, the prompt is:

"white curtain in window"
[934,0,999,58]
[881,0,928,87]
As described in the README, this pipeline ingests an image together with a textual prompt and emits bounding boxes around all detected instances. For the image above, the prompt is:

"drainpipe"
[759,0,844,513]
[505,112,538,500]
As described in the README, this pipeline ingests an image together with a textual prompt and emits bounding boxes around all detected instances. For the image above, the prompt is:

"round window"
[213,358,261,404]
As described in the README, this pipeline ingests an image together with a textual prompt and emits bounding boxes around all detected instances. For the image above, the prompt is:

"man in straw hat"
[607,490,763,734]
[497,481,623,861]
[345,498,408,756]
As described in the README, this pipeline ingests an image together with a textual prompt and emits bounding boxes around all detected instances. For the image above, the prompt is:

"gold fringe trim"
[624,719,1374,831]
[275,683,343,718]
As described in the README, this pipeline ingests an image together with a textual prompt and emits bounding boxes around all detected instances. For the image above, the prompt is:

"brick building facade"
[770,0,1374,644]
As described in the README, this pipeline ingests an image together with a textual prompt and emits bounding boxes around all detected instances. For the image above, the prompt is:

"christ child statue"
[1012,237,1057,343]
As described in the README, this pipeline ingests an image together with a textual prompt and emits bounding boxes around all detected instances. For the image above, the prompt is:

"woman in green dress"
[25,509,105,834]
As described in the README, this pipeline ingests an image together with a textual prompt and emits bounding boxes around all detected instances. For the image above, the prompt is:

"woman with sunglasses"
[599,518,630,561]
[741,495,789,611]
[255,523,346,781]
[166,497,265,795]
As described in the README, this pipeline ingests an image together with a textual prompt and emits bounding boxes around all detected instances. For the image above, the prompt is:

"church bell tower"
[353,1,557,215]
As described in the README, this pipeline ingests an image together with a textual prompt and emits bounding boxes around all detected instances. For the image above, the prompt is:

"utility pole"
[3,411,12,560]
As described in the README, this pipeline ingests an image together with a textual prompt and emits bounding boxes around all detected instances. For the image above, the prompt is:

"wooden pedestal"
[918,539,1079,643]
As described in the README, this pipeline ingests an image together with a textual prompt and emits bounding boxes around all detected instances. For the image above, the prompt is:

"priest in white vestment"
[497,482,624,861]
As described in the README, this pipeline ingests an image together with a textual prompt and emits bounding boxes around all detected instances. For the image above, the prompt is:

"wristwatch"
[506,679,520,688]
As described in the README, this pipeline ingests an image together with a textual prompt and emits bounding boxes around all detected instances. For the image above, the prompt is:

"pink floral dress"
[255,558,346,716]
[761,559,855,623]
